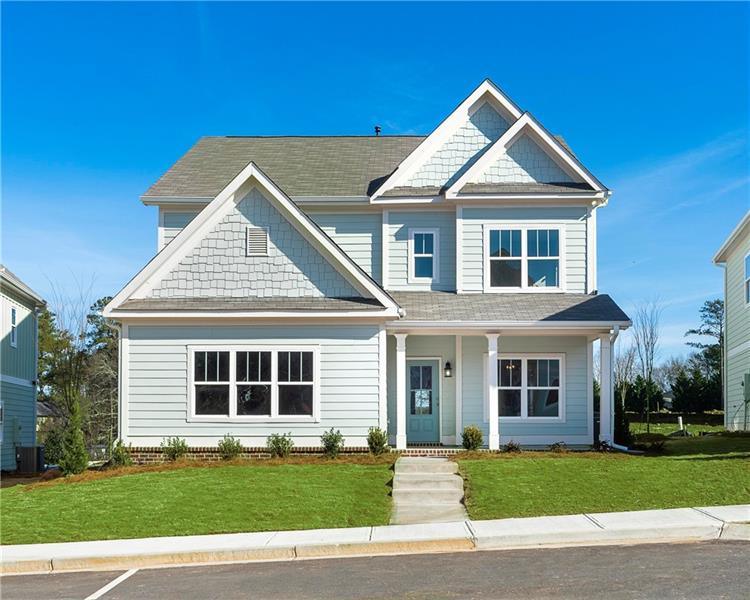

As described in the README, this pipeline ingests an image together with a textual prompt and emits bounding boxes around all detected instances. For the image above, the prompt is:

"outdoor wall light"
[444,361,452,378]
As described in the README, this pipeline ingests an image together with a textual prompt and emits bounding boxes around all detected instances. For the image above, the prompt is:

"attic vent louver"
[246,227,268,256]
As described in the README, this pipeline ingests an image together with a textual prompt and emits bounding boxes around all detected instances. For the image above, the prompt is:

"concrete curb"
[2,505,748,575]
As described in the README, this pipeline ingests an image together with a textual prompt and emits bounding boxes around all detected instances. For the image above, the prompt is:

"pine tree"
[59,398,89,474]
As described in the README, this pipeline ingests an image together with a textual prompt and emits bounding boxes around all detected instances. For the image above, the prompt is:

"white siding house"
[106,80,630,455]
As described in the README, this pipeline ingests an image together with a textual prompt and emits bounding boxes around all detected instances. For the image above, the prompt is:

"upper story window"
[408,228,439,284]
[10,307,17,348]
[485,226,562,291]
[190,347,318,421]
[745,253,750,305]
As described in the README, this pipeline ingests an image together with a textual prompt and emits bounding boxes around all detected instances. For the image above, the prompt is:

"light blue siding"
[308,212,382,283]
[460,335,592,445]
[1,290,37,381]
[1,381,36,470]
[126,325,382,446]
[386,335,456,441]
[461,207,589,293]
[161,211,199,247]
[387,211,456,291]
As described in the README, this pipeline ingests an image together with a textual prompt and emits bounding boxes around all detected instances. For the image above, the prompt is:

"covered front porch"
[384,327,619,451]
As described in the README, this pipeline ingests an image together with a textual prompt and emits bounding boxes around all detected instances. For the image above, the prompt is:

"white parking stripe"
[84,569,139,600]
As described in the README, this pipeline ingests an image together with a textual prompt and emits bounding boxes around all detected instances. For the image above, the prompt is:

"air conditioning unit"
[15,446,38,473]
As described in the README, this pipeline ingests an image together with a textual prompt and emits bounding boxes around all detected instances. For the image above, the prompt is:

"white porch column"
[394,333,408,450]
[599,333,613,443]
[486,333,500,450]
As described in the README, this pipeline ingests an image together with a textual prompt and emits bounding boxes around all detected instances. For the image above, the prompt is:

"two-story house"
[1,265,44,471]
[104,80,630,454]
[714,211,750,431]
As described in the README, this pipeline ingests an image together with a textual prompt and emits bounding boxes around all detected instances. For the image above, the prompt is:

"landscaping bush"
[267,433,294,458]
[462,425,484,451]
[504,440,522,453]
[321,428,345,458]
[161,437,189,461]
[549,441,569,453]
[43,427,65,465]
[218,435,244,460]
[109,439,133,468]
[367,427,389,455]
[59,401,89,475]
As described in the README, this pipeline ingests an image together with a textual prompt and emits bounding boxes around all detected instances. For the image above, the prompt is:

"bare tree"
[614,343,637,390]
[631,299,663,431]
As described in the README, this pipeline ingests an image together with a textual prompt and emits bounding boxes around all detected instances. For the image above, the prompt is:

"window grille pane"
[301,352,313,382]
[278,352,289,382]
[289,352,301,382]
[549,230,559,256]
[528,259,559,287]
[423,233,434,254]
[195,385,229,415]
[410,365,421,389]
[499,359,522,387]
[237,384,271,416]
[499,389,521,416]
[279,385,313,415]
[491,260,522,287]
[528,230,538,257]
[415,256,433,278]
[194,352,206,382]
[528,389,559,417]
[490,230,501,258]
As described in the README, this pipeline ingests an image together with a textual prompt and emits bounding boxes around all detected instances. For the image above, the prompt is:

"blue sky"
[2,2,748,359]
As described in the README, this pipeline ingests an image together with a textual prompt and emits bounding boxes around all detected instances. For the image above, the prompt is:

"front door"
[407,360,440,443]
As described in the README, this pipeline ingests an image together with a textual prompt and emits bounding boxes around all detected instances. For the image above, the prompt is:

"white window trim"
[744,251,750,306]
[9,307,17,348]
[408,228,440,284]
[483,353,566,423]
[482,223,566,293]
[187,344,321,423]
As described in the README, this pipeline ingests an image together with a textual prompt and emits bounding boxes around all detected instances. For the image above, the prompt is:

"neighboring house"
[0,266,44,470]
[714,211,750,431]
[105,80,630,452]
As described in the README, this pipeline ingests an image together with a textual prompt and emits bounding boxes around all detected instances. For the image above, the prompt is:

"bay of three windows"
[193,349,314,418]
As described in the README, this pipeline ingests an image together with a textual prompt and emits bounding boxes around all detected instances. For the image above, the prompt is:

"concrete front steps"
[390,457,469,525]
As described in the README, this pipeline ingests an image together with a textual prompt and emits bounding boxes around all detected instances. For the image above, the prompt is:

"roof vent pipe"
[374,125,381,136]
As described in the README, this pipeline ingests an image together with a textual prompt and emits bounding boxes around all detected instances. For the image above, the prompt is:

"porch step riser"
[394,462,458,475]
[393,477,464,492]
[392,490,464,504]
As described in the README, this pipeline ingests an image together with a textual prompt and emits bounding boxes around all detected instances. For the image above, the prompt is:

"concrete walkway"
[2,505,747,575]
[390,457,468,525]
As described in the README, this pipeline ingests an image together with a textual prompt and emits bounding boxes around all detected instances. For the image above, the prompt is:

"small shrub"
[109,439,133,467]
[321,428,345,458]
[42,427,65,465]
[59,401,89,475]
[161,436,189,461]
[218,435,244,460]
[504,440,522,453]
[549,441,569,454]
[267,432,294,458]
[367,427,389,455]
[462,425,484,451]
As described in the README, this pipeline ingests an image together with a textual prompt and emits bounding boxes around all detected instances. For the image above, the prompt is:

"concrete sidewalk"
[2,505,748,575]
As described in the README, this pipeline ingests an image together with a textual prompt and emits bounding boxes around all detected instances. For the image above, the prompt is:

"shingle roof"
[118,297,385,312]
[143,136,425,199]
[143,135,584,200]
[392,292,630,323]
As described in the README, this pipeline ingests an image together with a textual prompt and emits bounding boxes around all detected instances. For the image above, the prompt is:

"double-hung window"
[497,356,564,420]
[191,347,317,420]
[409,228,439,283]
[9,307,17,348]
[486,227,562,290]
[745,253,750,305]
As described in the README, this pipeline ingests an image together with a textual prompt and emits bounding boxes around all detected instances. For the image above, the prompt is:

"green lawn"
[0,461,394,545]
[458,435,750,521]
[629,420,725,437]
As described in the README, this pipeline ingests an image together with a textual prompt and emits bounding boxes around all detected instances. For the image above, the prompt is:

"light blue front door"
[407,360,440,443]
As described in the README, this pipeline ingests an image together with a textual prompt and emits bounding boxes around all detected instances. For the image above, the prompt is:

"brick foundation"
[129,446,372,464]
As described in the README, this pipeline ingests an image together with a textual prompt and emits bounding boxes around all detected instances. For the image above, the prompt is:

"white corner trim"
[407,227,440,284]
[370,80,523,200]
[378,326,388,431]
[456,205,464,293]
[104,163,400,316]
[120,323,129,442]
[382,209,390,287]
[586,207,598,293]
